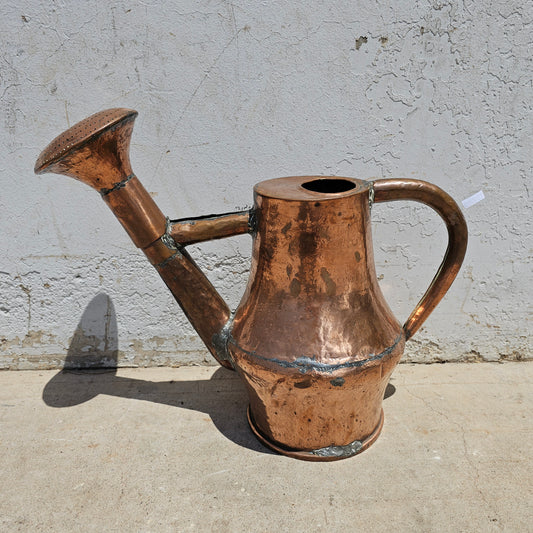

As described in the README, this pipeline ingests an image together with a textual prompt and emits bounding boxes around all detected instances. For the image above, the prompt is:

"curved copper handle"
[372,179,468,340]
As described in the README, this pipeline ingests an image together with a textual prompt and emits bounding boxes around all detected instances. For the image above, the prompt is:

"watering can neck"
[251,176,376,289]
[254,176,371,201]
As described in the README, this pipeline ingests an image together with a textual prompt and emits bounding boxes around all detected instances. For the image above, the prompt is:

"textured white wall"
[1,1,531,369]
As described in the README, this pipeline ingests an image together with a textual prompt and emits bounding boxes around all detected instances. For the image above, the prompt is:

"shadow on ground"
[42,293,395,455]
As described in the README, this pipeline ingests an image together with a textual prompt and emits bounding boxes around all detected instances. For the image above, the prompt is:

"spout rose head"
[35,108,138,192]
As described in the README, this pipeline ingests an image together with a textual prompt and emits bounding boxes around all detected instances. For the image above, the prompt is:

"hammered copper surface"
[229,177,405,452]
[247,407,385,461]
[36,108,468,460]
[228,176,466,454]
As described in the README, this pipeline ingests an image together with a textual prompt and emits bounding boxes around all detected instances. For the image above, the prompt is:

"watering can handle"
[372,179,468,341]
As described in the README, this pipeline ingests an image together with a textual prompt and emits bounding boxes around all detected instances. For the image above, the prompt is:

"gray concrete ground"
[0,362,531,532]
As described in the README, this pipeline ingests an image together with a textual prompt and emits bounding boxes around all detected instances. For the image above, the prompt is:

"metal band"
[311,439,363,458]
[154,251,182,269]
[100,173,135,196]
[229,333,403,374]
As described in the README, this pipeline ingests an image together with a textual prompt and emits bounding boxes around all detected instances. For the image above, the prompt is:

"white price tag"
[462,191,485,209]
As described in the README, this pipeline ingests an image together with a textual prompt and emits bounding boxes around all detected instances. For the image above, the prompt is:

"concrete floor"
[0,362,531,532]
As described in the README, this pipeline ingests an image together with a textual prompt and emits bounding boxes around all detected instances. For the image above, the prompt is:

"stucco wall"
[1,1,531,369]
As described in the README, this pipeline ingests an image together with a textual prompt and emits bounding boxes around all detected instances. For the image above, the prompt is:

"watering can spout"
[35,108,250,369]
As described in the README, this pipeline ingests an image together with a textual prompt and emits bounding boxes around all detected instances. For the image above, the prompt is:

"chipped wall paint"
[1,1,531,369]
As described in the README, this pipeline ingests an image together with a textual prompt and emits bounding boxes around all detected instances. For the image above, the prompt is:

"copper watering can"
[35,108,467,461]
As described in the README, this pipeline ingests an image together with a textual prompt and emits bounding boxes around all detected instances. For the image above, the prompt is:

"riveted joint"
[143,218,184,266]
[368,183,375,209]
[248,208,258,234]
[212,313,236,366]
[161,217,181,251]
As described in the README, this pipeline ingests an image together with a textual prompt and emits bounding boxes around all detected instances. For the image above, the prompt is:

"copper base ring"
[247,406,384,462]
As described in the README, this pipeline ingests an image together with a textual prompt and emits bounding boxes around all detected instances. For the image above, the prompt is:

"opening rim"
[301,178,357,194]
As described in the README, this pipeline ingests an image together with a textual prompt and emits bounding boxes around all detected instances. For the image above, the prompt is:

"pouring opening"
[301,178,356,194]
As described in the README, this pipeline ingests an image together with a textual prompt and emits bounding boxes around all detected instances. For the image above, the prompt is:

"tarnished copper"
[36,109,468,460]
[170,212,250,245]
[35,108,138,188]
[229,177,405,457]
[228,176,467,458]
[102,177,167,249]
[154,248,232,368]
[34,108,233,369]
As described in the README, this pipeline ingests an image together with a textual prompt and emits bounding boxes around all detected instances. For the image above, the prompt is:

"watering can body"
[35,109,467,460]
[229,177,405,458]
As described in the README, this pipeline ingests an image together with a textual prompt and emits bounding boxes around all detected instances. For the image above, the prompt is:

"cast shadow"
[43,293,396,455]
[42,293,267,454]
[384,382,396,399]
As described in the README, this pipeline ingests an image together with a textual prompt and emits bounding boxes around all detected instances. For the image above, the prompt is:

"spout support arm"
[170,211,252,245]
